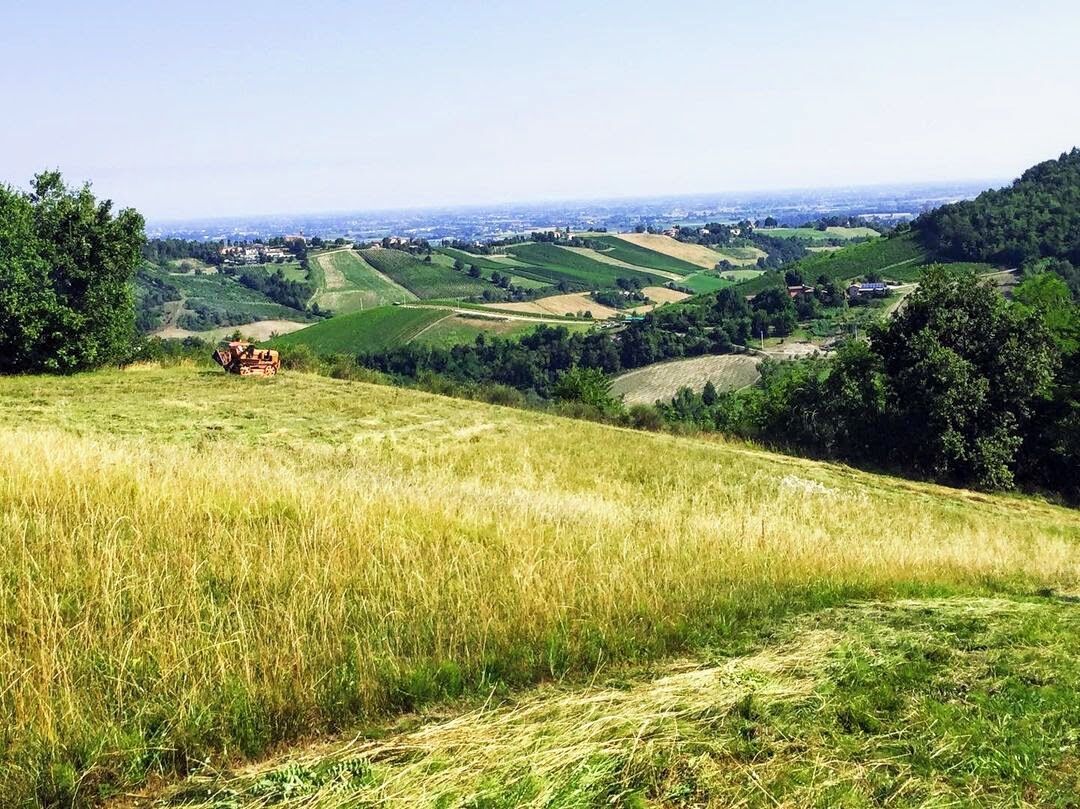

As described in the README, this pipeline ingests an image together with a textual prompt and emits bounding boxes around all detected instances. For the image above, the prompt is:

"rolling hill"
[308,248,416,313]
[359,247,491,299]
[3,366,1078,805]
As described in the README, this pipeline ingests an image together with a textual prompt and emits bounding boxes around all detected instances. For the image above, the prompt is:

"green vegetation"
[590,235,701,275]
[359,248,490,299]
[269,306,446,354]
[507,242,666,287]
[309,249,415,313]
[736,232,928,295]
[0,171,144,372]
[2,366,1077,806]
[678,272,733,294]
[917,147,1080,269]
[436,247,529,271]
[758,225,879,240]
[139,265,312,331]
[150,596,1080,807]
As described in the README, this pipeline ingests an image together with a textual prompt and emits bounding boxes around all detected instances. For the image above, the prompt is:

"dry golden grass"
[1,367,1077,804]
[481,293,620,319]
[613,234,763,269]
[640,286,690,304]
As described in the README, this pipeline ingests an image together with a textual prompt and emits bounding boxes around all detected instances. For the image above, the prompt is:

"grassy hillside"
[2,367,1078,805]
[736,232,929,294]
[269,306,447,353]
[436,247,530,271]
[137,264,311,331]
[507,242,665,287]
[359,248,490,299]
[611,354,761,405]
[308,249,416,313]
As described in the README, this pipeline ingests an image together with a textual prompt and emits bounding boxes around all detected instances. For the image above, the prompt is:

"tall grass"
[0,368,1077,805]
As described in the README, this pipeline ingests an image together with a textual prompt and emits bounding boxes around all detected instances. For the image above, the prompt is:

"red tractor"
[212,341,281,376]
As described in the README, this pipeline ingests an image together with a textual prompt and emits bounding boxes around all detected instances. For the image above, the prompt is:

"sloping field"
[359,248,490,299]
[436,247,530,271]
[506,243,665,287]
[611,353,762,404]
[3,369,1078,804]
[589,236,702,276]
[736,233,928,295]
[154,319,310,342]
[410,314,589,349]
[613,233,762,269]
[147,596,1080,808]
[641,285,691,304]
[270,306,447,354]
[482,292,620,319]
[309,249,416,313]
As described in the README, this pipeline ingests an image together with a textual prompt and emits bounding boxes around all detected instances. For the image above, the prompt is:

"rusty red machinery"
[212,341,281,376]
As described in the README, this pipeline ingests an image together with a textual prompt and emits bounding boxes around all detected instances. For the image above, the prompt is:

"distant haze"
[3,0,1079,219]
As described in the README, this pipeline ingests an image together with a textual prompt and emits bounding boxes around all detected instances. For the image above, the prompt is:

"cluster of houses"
[219,235,304,266]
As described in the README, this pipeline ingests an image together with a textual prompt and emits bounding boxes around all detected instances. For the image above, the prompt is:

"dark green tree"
[0,172,145,373]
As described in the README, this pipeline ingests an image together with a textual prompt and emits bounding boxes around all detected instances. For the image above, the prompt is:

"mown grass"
[1,367,1077,806]
[152,595,1080,807]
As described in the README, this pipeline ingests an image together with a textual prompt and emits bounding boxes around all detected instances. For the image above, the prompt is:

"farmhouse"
[787,284,815,298]
[847,282,889,299]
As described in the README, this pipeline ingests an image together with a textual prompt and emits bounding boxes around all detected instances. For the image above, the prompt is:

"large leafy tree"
[0,172,145,373]
[872,266,1057,489]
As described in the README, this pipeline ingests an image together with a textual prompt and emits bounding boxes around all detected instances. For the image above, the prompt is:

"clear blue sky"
[3,0,1079,219]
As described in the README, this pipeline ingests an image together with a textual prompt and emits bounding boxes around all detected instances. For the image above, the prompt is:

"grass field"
[757,226,880,241]
[359,248,491,299]
[269,306,447,354]
[3,368,1078,805]
[410,314,589,348]
[483,292,620,319]
[677,272,734,294]
[611,354,762,404]
[436,247,530,272]
[309,249,416,313]
[589,236,702,276]
[506,243,665,287]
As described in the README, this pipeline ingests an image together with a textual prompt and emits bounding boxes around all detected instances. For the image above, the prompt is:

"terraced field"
[611,353,762,404]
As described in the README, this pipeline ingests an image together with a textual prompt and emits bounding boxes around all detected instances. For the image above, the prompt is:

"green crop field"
[506,242,666,287]
[270,306,447,354]
[678,272,732,294]
[436,247,530,271]
[2,367,1078,806]
[309,249,416,313]
[409,314,591,348]
[359,248,491,299]
[590,235,701,275]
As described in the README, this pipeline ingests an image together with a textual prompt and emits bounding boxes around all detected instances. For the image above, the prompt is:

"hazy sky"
[3,0,1079,219]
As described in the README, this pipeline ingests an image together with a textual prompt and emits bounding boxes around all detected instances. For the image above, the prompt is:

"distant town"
[147,179,994,243]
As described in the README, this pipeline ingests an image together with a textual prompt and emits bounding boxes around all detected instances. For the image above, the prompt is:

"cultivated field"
[3,369,1078,805]
[757,226,879,241]
[611,354,762,404]
[483,292,620,319]
[589,236,701,276]
[270,306,447,353]
[613,233,762,269]
[506,243,665,287]
[309,249,416,313]
[359,248,490,299]
[641,285,690,304]
[155,319,311,342]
